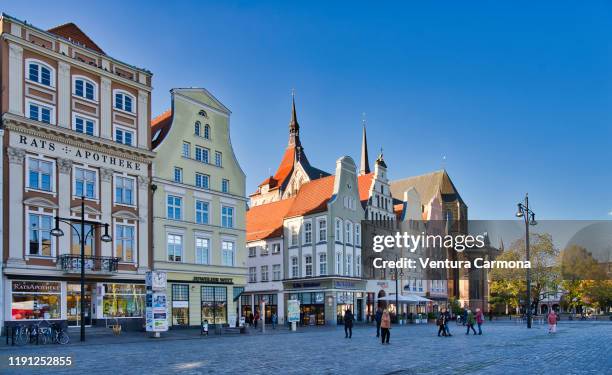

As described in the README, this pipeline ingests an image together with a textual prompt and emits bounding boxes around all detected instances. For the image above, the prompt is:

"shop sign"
[335,281,357,289]
[172,301,188,308]
[12,281,61,293]
[314,292,325,304]
[287,300,301,323]
[291,282,321,289]
[192,276,233,284]
[377,282,389,289]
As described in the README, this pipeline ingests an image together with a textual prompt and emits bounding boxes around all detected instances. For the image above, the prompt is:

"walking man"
[271,312,277,329]
[443,308,452,336]
[344,309,354,338]
[437,311,446,337]
[547,310,558,333]
[374,307,383,338]
[465,309,477,335]
[475,308,484,335]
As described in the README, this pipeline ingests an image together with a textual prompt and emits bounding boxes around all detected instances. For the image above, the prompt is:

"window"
[28,157,53,192]
[221,206,234,228]
[260,245,269,256]
[195,146,209,164]
[305,255,313,277]
[195,237,209,264]
[201,286,227,325]
[194,121,201,136]
[167,234,183,262]
[336,253,342,274]
[272,264,281,281]
[11,281,61,320]
[215,151,222,167]
[114,91,134,113]
[27,100,53,124]
[73,114,96,136]
[291,257,299,278]
[345,221,353,245]
[204,124,210,139]
[74,167,97,199]
[272,243,281,254]
[335,219,343,242]
[355,224,361,245]
[221,179,229,193]
[317,218,327,242]
[261,265,269,282]
[195,173,209,189]
[248,247,256,257]
[249,267,257,283]
[114,125,134,146]
[71,224,94,256]
[195,200,209,224]
[115,224,135,262]
[356,255,361,277]
[222,241,235,266]
[172,284,190,326]
[28,212,53,256]
[167,195,182,220]
[28,60,53,87]
[114,176,134,205]
[319,253,327,276]
[303,222,312,244]
[73,77,96,101]
[102,284,145,318]
[346,254,352,276]
[182,142,190,158]
[173,167,183,183]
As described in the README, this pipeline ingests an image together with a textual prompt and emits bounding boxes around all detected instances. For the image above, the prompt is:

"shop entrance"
[67,283,93,327]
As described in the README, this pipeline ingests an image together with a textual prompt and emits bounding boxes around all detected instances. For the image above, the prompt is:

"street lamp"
[515,193,537,328]
[51,196,112,341]
[390,256,404,323]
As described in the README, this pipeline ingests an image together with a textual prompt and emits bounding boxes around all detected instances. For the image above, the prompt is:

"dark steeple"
[359,115,370,175]
[288,91,300,147]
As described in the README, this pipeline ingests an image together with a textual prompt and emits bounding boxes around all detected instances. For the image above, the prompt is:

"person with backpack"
[465,309,477,335]
[475,308,484,335]
[380,309,391,344]
[344,309,354,338]
[374,307,383,338]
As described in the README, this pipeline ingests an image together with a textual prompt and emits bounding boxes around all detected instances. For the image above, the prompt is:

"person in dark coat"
[443,309,452,336]
[437,311,446,336]
[344,309,354,338]
[374,308,383,338]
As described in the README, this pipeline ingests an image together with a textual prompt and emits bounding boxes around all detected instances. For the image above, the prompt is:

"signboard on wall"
[145,271,168,333]
[287,300,300,323]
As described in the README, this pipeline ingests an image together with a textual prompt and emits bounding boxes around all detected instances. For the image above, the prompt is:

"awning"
[378,294,432,303]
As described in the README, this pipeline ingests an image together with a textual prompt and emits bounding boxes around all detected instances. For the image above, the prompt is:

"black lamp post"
[51,196,112,341]
[515,193,537,328]
[390,256,403,323]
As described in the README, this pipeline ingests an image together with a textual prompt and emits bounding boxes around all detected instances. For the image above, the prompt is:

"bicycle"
[13,324,30,346]
[50,322,70,345]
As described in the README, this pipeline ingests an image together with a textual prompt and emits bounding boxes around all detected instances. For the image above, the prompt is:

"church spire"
[359,113,370,175]
[288,90,300,147]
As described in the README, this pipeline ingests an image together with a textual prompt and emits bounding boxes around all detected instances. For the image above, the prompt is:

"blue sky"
[4,1,611,219]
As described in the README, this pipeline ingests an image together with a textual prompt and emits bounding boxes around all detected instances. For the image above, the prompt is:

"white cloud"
[609,211,612,216]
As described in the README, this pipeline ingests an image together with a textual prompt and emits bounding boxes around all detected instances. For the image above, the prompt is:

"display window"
[11,281,62,320]
[171,284,189,326]
[201,286,227,325]
[102,283,145,318]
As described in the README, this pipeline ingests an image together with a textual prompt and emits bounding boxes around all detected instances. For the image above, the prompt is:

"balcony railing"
[58,254,121,274]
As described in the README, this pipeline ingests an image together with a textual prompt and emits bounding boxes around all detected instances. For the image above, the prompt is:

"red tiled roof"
[285,175,335,218]
[47,23,105,54]
[247,197,296,241]
[151,109,173,149]
[357,173,374,203]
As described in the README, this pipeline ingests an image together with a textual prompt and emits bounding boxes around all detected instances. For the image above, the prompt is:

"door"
[356,299,363,321]
[67,283,93,327]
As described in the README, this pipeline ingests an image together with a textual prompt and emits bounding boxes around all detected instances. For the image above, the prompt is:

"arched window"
[27,59,54,87]
[113,90,135,113]
[194,121,201,136]
[73,76,97,101]
[204,124,210,139]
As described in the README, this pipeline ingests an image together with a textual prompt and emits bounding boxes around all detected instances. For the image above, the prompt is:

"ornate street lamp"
[515,193,537,328]
[51,196,112,341]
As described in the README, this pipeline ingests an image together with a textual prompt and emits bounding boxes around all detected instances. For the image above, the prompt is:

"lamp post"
[51,196,112,341]
[390,256,403,323]
[515,193,537,328]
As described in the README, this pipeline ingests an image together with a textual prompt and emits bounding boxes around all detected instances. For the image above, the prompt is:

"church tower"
[359,119,370,175]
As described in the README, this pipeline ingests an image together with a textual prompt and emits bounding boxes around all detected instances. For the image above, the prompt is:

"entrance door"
[67,283,93,327]
[356,299,363,321]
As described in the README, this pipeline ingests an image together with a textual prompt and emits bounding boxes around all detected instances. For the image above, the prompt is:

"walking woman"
[381,309,391,344]
[465,309,477,335]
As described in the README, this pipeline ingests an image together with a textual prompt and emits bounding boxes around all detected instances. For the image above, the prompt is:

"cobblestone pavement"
[1,321,610,374]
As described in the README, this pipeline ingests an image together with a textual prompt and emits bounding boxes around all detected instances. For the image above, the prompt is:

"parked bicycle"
[11,321,69,345]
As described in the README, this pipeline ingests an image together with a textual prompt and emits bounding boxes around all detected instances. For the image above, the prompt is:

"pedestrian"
[443,309,452,336]
[254,311,259,329]
[344,309,354,338]
[381,309,391,344]
[488,308,494,322]
[249,312,254,326]
[374,307,383,338]
[271,312,277,329]
[475,308,484,335]
[547,310,557,333]
[437,310,446,337]
[461,308,468,326]
[465,309,477,335]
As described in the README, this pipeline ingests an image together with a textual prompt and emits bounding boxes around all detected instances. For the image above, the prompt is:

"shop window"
[172,284,189,326]
[201,286,227,325]
[102,283,145,318]
[11,281,61,320]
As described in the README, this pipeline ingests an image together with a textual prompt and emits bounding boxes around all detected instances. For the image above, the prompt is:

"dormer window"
[27,59,54,87]
[114,90,135,113]
[73,76,97,101]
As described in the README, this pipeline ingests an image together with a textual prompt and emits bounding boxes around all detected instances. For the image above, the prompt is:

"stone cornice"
[2,33,152,92]
[3,113,155,164]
